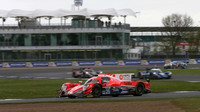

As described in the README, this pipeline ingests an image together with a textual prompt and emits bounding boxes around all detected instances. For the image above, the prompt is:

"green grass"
[151,80,200,93]
[171,97,200,112]
[164,69,200,75]
[0,79,200,99]
[106,68,200,75]
[0,79,82,99]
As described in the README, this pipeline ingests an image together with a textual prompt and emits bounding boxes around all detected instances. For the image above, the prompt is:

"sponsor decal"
[119,74,123,80]
[115,74,132,81]
[101,61,118,65]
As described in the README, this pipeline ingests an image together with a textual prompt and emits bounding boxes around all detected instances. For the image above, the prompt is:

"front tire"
[92,84,102,98]
[133,83,144,96]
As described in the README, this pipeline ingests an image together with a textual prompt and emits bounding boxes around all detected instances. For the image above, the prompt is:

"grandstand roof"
[0,8,136,18]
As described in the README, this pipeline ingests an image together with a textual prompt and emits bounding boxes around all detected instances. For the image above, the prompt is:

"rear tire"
[112,94,119,97]
[72,73,77,78]
[68,95,76,99]
[138,73,143,79]
[92,85,102,98]
[133,83,144,96]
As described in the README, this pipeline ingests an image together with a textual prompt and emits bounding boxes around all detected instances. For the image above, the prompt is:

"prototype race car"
[164,61,187,69]
[59,73,150,98]
[137,68,172,79]
[72,67,103,78]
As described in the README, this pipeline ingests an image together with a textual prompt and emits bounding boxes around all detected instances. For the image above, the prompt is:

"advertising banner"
[7,62,26,67]
[171,59,189,63]
[3,63,10,68]
[141,60,149,65]
[148,59,165,65]
[95,61,103,66]
[189,59,198,64]
[118,60,125,66]
[31,62,49,67]
[77,61,95,66]
[101,61,118,65]
[165,59,171,64]
[195,59,200,64]
[49,62,72,67]
[72,61,79,66]
[123,60,141,65]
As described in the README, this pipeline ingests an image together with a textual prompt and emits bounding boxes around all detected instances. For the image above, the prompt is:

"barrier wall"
[0,59,199,68]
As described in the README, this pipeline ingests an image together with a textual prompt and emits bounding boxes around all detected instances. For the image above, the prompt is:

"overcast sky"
[1,0,200,26]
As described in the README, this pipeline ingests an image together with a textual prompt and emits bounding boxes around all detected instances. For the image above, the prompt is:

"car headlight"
[83,84,89,91]
[61,84,67,91]
[168,72,172,75]
[85,72,89,74]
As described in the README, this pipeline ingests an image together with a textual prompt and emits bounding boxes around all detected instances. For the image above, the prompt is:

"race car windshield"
[151,70,162,73]
[85,70,95,72]
[84,79,98,85]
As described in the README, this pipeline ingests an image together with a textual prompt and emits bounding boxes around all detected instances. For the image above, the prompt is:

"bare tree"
[184,30,200,55]
[162,14,193,57]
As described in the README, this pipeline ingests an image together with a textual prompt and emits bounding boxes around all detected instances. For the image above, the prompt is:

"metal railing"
[0,41,122,47]
[0,23,130,30]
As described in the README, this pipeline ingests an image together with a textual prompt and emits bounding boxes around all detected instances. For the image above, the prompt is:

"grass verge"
[171,97,200,112]
[0,79,200,99]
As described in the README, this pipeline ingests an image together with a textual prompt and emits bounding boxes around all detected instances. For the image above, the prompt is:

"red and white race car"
[59,73,151,98]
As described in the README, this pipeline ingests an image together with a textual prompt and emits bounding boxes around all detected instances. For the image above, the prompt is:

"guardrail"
[0,59,199,68]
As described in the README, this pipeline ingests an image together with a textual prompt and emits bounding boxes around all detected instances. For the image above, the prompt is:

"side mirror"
[79,81,83,84]
[146,78,150,82]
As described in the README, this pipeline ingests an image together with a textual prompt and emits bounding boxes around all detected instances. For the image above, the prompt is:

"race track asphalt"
[0,64,200,81]
[0,91,200,103]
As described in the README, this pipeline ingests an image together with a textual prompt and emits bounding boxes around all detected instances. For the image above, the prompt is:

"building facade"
[0,8,137,61]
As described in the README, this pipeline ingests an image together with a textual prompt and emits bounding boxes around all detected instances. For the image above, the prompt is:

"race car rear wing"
[98,73,134,81]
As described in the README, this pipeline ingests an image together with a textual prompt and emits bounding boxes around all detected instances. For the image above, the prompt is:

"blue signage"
[171,59,189,63]
[0,63,2,67]
[8,62,26,67]
[78,61,95,66]
[148,59,165,65]
[74,0,83,6]
[101,61,118,65]
[55,62,72,67]
[196,59,200,64]
[123,60,141,65]
[31,62,49,67]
